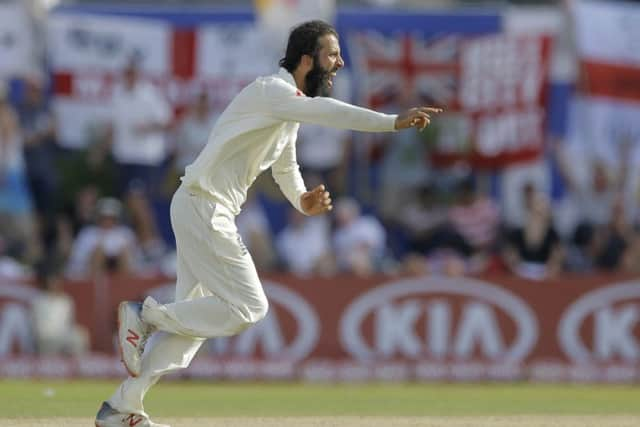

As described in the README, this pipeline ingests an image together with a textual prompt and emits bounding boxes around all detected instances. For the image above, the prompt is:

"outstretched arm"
[263,79,442,132]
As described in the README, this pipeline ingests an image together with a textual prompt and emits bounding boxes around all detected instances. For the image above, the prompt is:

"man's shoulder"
[254,70,297,96]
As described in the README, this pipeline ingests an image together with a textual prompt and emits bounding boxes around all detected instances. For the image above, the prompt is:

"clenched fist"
[300,184,333,216]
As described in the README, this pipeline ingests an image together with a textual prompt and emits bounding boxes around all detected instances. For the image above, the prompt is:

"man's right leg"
[107,256,206,416]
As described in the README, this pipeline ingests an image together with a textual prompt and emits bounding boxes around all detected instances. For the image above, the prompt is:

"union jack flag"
[347,31,460,110]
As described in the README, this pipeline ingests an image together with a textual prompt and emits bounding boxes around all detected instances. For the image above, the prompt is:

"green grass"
[2,380,640,419]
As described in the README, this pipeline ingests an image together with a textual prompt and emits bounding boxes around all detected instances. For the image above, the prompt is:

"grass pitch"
[1,380,639,426]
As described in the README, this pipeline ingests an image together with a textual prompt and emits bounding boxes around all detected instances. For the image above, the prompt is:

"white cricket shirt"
[183,68,397,216]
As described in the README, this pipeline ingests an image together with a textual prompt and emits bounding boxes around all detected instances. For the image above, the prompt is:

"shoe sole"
[117,301,140,378]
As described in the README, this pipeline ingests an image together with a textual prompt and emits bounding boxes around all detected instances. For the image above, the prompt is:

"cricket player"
[96,20,441,427]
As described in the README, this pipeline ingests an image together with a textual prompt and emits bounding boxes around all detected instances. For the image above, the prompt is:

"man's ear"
[300,54,313,71]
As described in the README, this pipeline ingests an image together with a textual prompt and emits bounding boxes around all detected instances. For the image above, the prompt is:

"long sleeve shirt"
[111,81,172,166]
[182,68,397,216]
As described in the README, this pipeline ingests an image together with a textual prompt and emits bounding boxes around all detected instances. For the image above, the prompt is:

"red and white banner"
[48,13,272,148]
[0,2,37,78]
[2,273,640,382]
[567,0,640,166]
[348,32,552,169]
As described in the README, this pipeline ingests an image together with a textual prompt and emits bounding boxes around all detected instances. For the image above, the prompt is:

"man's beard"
[304,57,335,97]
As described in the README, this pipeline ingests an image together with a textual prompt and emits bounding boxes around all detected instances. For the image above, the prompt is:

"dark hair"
[34,257,61,290]
[279,20,338,73]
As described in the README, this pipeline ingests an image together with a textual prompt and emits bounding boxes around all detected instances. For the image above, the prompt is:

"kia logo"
[558,281,640,363]
[340,277,538,362]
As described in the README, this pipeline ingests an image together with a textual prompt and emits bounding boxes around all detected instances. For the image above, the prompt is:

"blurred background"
[0,0,639,383]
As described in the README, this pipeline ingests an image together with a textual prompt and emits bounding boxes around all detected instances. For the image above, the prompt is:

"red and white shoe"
[117,301,154,377]
[95,401,169,427]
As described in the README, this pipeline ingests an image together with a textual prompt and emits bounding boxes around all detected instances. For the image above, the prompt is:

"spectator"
[236,194,276,271]
[503,190,564,280]
[591,195,639,272]
[501,161,550,230]
[0,236,31,280]
[16,72,60,224]
[66,197,138,278]
[399,182,476,277]
[564,222,596,273]
[108,55,172,198]
[173,90,217,178]
[65,184,100,236]
[402,250,467,277]
[556,146,617,237]
[379,91,430,223]
[0,81,39,263]
[276,208,334,276]
[397,183,454,255]
[448,176,501,273]
[124,182,168,274]
[333,197,387,276]
[31,260,89,356]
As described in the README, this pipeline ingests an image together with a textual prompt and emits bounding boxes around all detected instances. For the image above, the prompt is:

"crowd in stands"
[2,59,640,292]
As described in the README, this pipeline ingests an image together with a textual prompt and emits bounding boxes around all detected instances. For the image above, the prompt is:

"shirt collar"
[278,67,303,94]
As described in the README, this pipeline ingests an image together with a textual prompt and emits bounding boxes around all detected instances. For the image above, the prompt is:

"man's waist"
[181,183,239,217]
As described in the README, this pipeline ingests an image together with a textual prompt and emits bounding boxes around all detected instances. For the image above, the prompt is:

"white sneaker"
[118,300,154,377]
[95,401,170,427]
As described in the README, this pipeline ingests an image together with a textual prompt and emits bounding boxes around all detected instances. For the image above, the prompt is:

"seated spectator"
[448,177,501,273]
[397,183,450,253]
[556,151,617,239]
[31,260,89,356]
[564,194,636,274]
[591,195,639,272]
[503,191,564,280]
[402,249,467,277]
[396,183,470,273]
[276,208,334,276]
[564,222,596,273]
[333,198,387,276]
[64,184,100,236]
[66,198,138,278]
[0,236,31,280]
[0,81,39,263]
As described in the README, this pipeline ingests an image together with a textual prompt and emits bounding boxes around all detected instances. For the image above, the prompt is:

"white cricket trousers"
[109,184,268,415]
